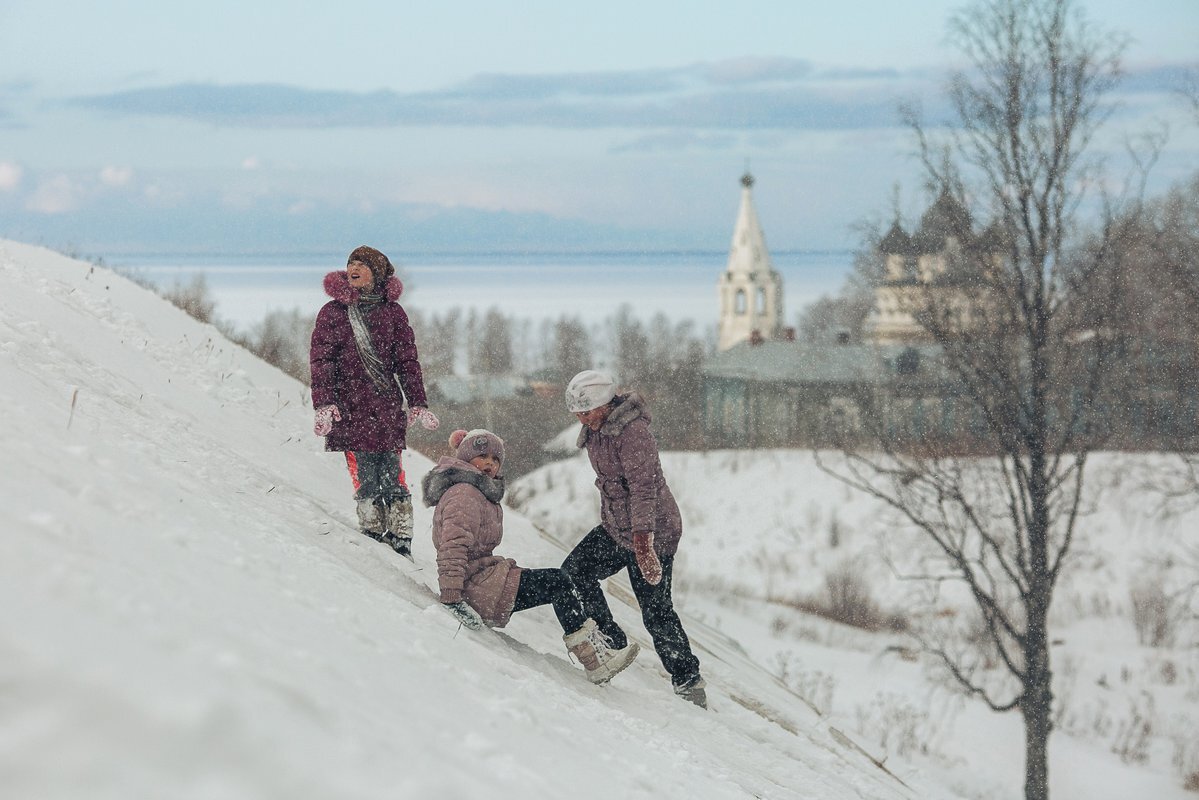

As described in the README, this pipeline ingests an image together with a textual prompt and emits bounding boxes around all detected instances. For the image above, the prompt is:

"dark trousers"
[344,451,409,502]
[511,568,587,635]
[561,525,701,686]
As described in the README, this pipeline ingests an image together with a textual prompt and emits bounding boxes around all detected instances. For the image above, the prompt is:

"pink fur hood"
[323,270,404,305]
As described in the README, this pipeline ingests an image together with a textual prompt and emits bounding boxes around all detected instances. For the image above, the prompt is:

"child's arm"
[309,305,341,409]
[434,489,481,604]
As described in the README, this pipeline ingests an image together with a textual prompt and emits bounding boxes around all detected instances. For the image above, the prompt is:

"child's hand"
[409,406,440,431]
[632,532,663,586]
[443,600,483,630]
[313,404,341,436]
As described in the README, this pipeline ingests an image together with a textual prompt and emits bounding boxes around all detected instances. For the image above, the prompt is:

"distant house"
[703,339,971,448]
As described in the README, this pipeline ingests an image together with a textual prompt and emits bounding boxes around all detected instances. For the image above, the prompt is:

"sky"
[1,0,1197,255]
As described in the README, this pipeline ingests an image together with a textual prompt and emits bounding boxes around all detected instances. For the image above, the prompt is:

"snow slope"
[511,447,1199,798]
[0,240,921,800]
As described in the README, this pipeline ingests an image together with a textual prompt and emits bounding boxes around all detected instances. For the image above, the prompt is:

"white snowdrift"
[0,240,919,800]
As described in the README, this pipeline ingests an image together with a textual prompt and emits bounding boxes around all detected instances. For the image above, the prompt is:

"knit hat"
[565,370,616,413]
[347,245,395,284]
[450,428,505,465]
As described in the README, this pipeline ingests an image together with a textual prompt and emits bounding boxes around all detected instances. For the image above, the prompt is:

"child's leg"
[379,451,413,552]
[511,568,588,634]
[628,555,701,687]
[345,452,386,536]
[561,526,631,646]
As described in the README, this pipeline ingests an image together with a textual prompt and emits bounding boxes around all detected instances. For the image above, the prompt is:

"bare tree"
[825,2,1131,798]
[552,315,591,381]
[245,308,315,384]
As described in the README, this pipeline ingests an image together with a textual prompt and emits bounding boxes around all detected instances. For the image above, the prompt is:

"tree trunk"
[1022,638,1053,800]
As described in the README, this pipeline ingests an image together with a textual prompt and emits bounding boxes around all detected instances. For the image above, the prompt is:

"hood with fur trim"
[323,270,404,306]
[576,392,651,448]
[421,457,506,507]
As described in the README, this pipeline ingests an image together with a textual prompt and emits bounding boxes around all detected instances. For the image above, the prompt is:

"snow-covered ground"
[510,448,1199,798]
[1,239,924,800]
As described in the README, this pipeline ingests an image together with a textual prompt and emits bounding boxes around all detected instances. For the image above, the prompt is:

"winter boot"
[382,493,414,560]
[673,674,708,709]
[355,497,386,540]
[563,618,640,685]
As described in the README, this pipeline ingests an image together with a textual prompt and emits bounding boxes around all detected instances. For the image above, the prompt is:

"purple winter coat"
[309,271,428,453]
[576,393,683,556]
[422,457,522,627]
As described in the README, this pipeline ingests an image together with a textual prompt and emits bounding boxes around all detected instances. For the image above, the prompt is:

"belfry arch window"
[756,288,767,315]
[735,289,747,314]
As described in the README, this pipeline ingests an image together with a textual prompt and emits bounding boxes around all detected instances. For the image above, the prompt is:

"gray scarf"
[347,292,394,394]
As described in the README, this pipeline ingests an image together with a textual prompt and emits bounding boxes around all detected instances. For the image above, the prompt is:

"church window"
[735,289,747,314]
[756,287,767,314]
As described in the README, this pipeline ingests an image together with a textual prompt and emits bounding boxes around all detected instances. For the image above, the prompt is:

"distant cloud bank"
[67,58,931,131]
[67,58,1193,133]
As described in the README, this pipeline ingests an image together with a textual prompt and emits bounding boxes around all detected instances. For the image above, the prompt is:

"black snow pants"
[561,525,701,687]
[511,568,588,635]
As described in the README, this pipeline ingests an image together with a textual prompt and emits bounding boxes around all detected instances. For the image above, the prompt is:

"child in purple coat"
[309,245,440,558]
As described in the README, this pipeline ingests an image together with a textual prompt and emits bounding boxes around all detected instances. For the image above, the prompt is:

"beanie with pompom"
[450,428,505,465]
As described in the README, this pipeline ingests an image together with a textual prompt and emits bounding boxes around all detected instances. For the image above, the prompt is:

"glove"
[409,406,440,431]
[632,532,662,586]
[313,404,342,436]
[443,600,483,630]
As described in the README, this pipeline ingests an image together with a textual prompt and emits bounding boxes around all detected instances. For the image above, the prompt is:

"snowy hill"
[0,239,919,800]
[510,450,1199,799]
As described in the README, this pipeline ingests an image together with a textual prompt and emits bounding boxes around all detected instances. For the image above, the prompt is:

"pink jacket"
[422,457,522,627]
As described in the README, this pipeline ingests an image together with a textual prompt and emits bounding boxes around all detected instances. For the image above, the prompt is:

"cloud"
[0,161,22,191]
[99,165,133,187]
[66,58,927,132]
[609,131,739,154]
[26,175,82,214]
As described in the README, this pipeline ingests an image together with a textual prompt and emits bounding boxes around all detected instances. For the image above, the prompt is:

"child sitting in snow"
[423,428,639,684]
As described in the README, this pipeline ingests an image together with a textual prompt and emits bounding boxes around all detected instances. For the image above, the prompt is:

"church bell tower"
[717,171,784,351]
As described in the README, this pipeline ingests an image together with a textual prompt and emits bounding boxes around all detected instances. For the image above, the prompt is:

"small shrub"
[1130,579,1177,647]
[163,273,217,325]
[824,559,883,629]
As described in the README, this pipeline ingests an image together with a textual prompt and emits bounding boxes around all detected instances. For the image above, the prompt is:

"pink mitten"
[632,532,662,586]
[313,404,342,436]
[409,406,440,431]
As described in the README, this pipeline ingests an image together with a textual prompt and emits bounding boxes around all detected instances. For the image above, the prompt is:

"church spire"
[717,171,785,351]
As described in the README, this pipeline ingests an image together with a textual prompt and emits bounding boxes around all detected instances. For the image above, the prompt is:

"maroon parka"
[309,271,428,453]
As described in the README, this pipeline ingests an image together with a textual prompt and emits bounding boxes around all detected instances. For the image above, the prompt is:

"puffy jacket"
[576,393,682,556]
[309,271,428,452]
[422,457,522,627]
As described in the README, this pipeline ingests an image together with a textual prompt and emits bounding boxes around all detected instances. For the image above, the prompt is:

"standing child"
[423,428,639,685]
[561,369,706,707]
[309,245,440,559]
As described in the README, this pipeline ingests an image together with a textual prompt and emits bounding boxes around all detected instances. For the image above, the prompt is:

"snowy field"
[511,448,1199,798]
[2,238,1196,800]
[0,239,915,800]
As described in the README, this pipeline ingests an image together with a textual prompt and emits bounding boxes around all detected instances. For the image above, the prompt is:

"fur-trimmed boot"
[382,493,414,560]
[356,498,386,539]
[563,618,639,685]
